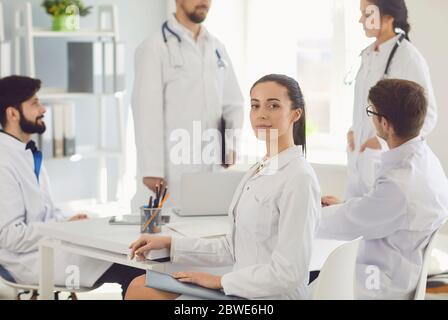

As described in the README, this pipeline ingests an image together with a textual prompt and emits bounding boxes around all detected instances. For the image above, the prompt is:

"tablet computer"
[145,270,241,300]
[108,215,140,225]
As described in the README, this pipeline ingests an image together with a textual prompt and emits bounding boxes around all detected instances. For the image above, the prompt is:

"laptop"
[174,171,245,217]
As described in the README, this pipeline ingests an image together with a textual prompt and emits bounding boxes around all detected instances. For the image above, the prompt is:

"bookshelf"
[0,2,11,77]
[12,2,126,204]
[0,2,4,42]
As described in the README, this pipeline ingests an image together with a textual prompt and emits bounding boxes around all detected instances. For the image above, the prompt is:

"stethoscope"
[162,21,228,69]
[344,30,407,86]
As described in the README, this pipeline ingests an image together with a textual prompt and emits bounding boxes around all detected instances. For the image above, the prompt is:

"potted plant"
[42,0,92,31]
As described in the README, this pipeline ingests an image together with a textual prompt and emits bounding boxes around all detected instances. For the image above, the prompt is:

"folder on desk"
[145,270,240,300]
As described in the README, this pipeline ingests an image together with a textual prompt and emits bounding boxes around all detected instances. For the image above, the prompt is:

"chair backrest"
[0,264,16,284]
[312,238,361,300]
[414,221,447,300]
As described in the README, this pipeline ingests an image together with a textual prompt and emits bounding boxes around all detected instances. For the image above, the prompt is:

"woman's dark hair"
[0,75,42,128]
[250,74,306,155]
[371,0,411,40]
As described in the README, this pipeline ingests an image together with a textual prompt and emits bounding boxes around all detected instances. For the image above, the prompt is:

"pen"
[155,184,167,208]
[142,193,170,232]
[161,187,168,205]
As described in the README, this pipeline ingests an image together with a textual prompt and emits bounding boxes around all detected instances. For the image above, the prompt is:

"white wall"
[406,0,448,173]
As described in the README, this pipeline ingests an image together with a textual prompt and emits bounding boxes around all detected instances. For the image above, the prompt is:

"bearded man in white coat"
[319,79,448,299]
[0,76,145,298]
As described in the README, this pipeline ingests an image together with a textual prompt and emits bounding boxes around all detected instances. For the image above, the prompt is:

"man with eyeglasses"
[318,79,448,299]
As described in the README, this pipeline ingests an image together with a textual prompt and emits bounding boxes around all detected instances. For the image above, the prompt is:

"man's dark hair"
[0,76,42,127]
[368,79,427,139]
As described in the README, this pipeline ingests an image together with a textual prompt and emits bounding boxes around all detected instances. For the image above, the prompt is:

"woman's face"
[359,0,381,38]
[359,0,395,39]
[250,81,301,142]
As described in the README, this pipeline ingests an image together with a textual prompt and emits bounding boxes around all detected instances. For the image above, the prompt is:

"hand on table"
[129,234,172,260]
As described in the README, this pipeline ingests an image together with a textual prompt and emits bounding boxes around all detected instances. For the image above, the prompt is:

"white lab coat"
[319,137,448,299]
[169,146,321,299]
[346,35,438,199]
[131,15,244,205]
[0,132,112,287]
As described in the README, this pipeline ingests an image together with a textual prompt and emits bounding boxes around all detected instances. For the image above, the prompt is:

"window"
[206,0,371,165]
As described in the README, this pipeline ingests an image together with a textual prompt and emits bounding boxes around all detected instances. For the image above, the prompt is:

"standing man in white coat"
[132,0,244,206]
[0,76,145,298]
[320,79,448,299]
[345,0,438,199]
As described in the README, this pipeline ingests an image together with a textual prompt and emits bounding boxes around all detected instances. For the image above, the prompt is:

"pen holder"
[140,206,163,234]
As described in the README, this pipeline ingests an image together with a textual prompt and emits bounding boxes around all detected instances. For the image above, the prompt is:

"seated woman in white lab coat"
[320,79,448,299]
[125,74,322,300]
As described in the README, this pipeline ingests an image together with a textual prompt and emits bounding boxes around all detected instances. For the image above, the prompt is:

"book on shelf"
[68,42,103,94]
[67,41,125,94]
[63,102,76,156]
[37,102,77,159]
[103,41,125,94]
[52,104,65,158]
[40,105,54,159]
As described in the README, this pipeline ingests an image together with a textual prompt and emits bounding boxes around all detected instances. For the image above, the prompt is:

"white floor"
[0,282,123,300]
[2,281,448,300]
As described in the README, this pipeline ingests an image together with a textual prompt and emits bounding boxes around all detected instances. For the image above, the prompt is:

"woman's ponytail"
[372,0,411,41]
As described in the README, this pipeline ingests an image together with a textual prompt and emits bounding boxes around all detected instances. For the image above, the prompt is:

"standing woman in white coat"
[125,74,321,300]
[345,0,437,199]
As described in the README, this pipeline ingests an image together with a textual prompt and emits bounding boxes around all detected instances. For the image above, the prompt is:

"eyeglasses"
[366,105,386,118]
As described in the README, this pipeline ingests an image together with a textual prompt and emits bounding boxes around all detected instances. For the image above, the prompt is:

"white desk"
[37,213,344,300]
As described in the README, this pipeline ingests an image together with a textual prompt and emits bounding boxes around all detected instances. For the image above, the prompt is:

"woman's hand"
[347,130,355,152]
[321,196,342,207]
[129,235,172,260]
[172,272,223,290]
[68,213,88,222]
[143,177,167,194]
[360,136,381,152]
